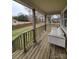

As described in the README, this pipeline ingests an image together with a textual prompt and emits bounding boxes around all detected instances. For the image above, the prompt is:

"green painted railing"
[12,25,45,52]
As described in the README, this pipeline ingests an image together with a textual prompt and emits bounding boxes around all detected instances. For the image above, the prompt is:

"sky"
[12,0,60,19]
[51,15,60,20]
[12,1,30,16]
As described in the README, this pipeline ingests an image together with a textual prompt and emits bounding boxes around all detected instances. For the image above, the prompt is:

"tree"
[17,14,28,21]
[13,14,29,21]
[13,16,18,20]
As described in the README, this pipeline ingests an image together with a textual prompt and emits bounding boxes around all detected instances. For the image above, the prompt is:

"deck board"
[12,25,67,59]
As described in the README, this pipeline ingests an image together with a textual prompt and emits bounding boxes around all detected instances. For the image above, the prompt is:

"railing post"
[45,15,47,31]
[23,33,26,52]
[32,9,36,43]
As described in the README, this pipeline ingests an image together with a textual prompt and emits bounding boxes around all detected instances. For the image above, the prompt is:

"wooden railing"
[36,25,45,41]
[12,25,45,52]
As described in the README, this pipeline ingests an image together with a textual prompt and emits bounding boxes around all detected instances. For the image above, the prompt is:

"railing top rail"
[12,29,33,41]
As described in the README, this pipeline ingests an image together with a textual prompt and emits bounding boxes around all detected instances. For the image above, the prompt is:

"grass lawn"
[12,23,45,40]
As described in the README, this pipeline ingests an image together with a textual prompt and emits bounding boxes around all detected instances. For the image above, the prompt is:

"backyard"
[12,23,45,40]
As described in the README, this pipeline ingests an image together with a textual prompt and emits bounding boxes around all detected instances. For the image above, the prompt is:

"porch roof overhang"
[15,0,67,15]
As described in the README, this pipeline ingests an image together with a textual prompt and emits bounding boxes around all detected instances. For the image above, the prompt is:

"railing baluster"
[16,37,19,49]
[12,40,16,52]
[31,30,33,44]
[21,35,23,49]
[15,39,17,51]
[28,31,30,47]
[23,33,26,52]
[30,31,31,46]
[32,30,34,42]
[20,35,23,49]
[28,31,30,46]
[17,37,19,49]
[19,35,21,49]
[30,31,32,46]
[27,32,29,44]
[25,32,27,48]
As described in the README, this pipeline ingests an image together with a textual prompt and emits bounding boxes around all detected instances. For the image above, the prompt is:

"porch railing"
[12,25,45,52]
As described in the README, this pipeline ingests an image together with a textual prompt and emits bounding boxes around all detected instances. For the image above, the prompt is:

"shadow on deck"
[12,24,67,59]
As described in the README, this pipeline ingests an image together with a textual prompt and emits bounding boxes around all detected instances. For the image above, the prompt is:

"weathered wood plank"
[12,25,67,59]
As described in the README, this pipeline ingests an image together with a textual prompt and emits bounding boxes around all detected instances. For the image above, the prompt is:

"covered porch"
[12,0,67,59]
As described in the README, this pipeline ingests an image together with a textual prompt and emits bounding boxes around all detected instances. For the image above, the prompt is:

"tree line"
[13,14,29,22]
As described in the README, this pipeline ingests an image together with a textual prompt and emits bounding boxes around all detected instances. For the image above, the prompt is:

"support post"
[45,15,47,31]
[32,9,36,43]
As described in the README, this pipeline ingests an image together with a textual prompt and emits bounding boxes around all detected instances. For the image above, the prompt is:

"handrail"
[12,25,45,52]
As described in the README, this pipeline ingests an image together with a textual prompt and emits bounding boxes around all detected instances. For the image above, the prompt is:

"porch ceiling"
[16,0,67,14]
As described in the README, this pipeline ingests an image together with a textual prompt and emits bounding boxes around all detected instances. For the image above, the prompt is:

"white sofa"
[48,27,66,48]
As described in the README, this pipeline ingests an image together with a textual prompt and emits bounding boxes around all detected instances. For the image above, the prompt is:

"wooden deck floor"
[12,25,67,59]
